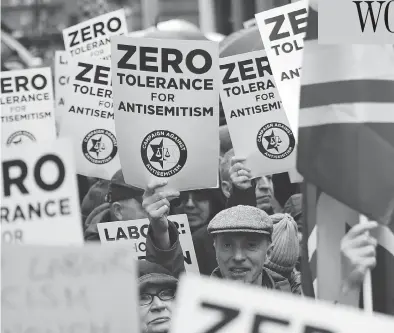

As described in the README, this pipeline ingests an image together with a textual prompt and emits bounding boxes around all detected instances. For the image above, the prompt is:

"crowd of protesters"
[58,17,379,333]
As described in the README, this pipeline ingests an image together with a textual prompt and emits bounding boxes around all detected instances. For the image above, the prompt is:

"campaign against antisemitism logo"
[82,129,118,164]
[141,130,187,178]
[6,131,36,146]
[319,0,394,43]
[256,122,295,160]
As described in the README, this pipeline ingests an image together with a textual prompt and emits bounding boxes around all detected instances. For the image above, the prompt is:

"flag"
[302,183,394,315]
[297,7,394,226]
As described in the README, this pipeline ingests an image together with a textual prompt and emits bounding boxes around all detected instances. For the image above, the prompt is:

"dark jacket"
[145,220,185,279]
[211,267,277,289]
[84,202,112,241]
[265,267,302,295]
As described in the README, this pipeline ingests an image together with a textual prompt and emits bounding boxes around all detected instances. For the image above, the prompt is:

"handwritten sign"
[1,67,56,146]
[63,9,128,60]
[59,57,120,180]
[2,244,139,333]
[255,0,308,140]
[111,36,220,191]
[1,138,83,245]
[97,214,199,274]
[220,49,296,177]
[171,274,394,333]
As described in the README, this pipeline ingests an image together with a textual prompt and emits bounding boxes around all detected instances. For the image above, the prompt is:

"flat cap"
[208,205,273,237]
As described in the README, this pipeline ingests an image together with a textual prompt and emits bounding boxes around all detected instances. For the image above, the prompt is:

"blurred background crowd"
[1,0,291,70]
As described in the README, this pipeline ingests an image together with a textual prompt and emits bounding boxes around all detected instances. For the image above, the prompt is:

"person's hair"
[220,148,234,183]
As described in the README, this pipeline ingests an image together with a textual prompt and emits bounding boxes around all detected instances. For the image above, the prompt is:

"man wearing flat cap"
[143,177,277,288]
[205,205,275,286]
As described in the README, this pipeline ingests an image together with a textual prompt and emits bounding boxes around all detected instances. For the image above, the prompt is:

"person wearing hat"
[138,260,178,333]
[144,176,276,288]
[264,213,301,295]
[84,169,147,241]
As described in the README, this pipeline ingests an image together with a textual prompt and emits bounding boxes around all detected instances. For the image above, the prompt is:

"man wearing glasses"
[138,261,178,333]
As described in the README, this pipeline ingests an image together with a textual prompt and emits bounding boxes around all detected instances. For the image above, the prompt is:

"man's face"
[255,176,274,212]
[119,198,148,221]
[172,191,211,231]
[139,285,174,333]
[214,232,270,284]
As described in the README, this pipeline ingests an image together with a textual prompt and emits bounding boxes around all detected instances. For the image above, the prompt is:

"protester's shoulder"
[84,202,112,241]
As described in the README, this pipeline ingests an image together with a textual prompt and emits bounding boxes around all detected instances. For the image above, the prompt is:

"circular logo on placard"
[256,122,295,159]
[6,131,36,146]
[82,129,117,164]
[141,130,187,177]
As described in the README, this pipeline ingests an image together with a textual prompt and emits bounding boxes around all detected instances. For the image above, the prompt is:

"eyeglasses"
[171,190,210,208]
[139,289,176,306]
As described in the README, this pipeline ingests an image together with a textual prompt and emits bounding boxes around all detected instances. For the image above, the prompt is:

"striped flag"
[297,7,394,226]
[299,8,394,314]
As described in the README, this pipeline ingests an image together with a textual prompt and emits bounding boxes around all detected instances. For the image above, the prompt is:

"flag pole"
[359,214,373,312]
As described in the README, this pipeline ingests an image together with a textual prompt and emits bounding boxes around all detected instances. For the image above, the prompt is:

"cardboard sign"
[1,67,56,146]
[54,51,70,133]
[220,50,296,177]
[63,9,128,60]
[171,274,394,333]
[59,57,121,180]
[1,138,83,245]
[111,36,220,191]
[255,0,308,140]
[97,214,199,274]
[2,244,139,333]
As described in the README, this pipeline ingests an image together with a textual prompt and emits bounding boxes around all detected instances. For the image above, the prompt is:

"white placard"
[54,51,70,133]
[63,9,128,60]
[171,274,394,333]
[97,214,199,274]
[1,67,56,146]
[2,244,139,333]
[255,0,309,140]
[59,57,120,180]
[111,36,220,191]
[220,50,296,177]
[1,138,83,245]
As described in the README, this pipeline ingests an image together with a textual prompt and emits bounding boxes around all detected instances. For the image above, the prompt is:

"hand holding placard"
[142,178,180,250]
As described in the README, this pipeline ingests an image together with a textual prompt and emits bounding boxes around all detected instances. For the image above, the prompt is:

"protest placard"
[54,51,70,133]
[1,67,56,146]
[59,57,121,180]
[171,274,394,333]
[97,214,199,274]
[220,50,296,177]
[63,9,128,60]
[255,0,308,140]
[111,36,220,191]
[2,244,139,333]
[1,138,83,245]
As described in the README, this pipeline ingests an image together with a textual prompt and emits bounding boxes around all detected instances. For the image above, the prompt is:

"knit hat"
[138,261,178,291]
[283,194,302,229]
[207,205,273,238]
[106,169,144,203]
[265,213,300,275]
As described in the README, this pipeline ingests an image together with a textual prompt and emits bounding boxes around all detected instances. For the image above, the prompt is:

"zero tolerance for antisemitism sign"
[111,36,220,191]
[59,57,121,180]
[319,0,394,44]
[0,138,83,245]
[0,67,56,146]
[171,274,394,333]
[255,0,308,140]
[220,50,296,177]
[63,9,128,60]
